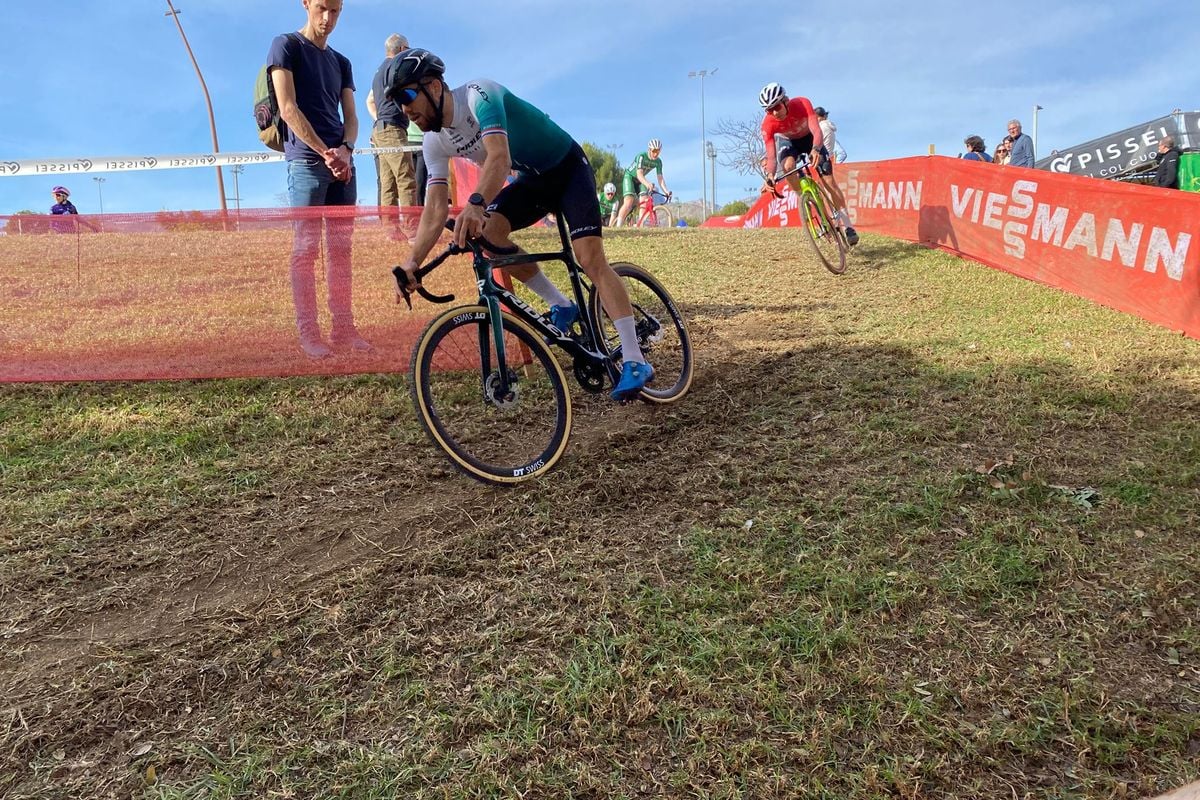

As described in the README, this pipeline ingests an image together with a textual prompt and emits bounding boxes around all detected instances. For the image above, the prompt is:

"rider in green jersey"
[597,182,618,225]
[614,139,671,227]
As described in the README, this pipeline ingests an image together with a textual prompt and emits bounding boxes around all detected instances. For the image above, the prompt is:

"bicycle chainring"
[573,357,607,393]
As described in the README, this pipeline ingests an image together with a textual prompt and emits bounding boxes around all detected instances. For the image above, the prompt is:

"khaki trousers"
[373,123,416,207]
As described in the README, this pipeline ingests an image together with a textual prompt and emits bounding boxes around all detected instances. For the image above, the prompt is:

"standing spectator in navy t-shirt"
[267,0,369,358]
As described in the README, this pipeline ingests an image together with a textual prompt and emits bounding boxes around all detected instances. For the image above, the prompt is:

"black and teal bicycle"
[394,216,693,485]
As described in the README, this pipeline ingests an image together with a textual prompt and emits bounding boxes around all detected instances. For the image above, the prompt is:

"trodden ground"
[1,228,1197,798]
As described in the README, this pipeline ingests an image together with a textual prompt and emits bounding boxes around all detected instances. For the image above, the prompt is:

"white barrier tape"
[0,146,421,178]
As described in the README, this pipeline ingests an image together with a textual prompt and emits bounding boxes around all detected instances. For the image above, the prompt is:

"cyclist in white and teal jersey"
[614,139,671,227]
[386,49,654,400]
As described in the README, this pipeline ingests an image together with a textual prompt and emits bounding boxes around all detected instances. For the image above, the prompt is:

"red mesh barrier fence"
[0,205,482,382]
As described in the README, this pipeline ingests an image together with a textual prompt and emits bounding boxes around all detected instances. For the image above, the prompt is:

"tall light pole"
[700,140,710,212]
[1033,104,1044,160]
[228,165,244,213]
[93,177,106,215]
[165,1,227,212]
[688,68,718,217]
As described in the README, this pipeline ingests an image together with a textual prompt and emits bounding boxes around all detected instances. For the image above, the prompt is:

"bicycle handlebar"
[763,155,815,199]
[392,218,520,309]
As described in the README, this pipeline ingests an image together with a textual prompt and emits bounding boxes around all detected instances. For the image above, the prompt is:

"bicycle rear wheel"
[802,194,847,275]
[589,263,694,403]
[411,305,571,484]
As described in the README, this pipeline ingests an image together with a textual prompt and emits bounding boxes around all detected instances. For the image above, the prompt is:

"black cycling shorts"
[779,134,832,175]
[488,142,603,241]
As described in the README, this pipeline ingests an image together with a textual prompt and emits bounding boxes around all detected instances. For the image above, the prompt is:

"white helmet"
[603,182,616,194]
[647,138,662,151]
[759,82,786,108]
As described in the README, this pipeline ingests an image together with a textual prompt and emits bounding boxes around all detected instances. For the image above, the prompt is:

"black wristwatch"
[341,141,354,153]
[468,192,486,207]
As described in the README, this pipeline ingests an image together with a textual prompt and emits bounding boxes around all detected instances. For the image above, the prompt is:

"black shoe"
[845,227,859,246]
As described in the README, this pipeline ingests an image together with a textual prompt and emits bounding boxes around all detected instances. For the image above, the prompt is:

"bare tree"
[714,116,766,178]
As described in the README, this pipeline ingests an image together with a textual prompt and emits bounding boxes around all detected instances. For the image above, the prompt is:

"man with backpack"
[265,0,369,358]
[366,34,417,211]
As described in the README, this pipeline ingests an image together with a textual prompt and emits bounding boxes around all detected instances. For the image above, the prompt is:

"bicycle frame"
[775,160,827,214]
[395,216,621,399]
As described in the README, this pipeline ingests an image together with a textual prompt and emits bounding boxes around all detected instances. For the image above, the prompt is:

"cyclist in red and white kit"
[758,83,858,246]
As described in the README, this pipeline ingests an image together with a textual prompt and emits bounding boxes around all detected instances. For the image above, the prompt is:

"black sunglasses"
[396,87,419,105]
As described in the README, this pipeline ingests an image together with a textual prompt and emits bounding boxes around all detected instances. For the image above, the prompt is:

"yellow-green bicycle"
[768,155,849,275]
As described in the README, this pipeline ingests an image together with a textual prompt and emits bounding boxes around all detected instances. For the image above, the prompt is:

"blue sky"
[1,0,1197,215]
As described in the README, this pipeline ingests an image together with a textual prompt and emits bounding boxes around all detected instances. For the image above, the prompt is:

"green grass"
[2,229,1199,799]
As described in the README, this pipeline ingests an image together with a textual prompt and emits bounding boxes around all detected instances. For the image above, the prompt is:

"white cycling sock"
[838,210,853,227]
[523,271,572,308]
[613,316,646,364]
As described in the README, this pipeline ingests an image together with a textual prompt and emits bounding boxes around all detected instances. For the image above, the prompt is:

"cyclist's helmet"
[603,182,616,194]
[647,138,662,151]
[384,48,445,97]
[759,83,786,109]
[52,186,70,197]
[384,48,449,130]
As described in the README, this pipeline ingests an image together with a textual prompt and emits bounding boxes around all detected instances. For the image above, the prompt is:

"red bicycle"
[624,189,675,228]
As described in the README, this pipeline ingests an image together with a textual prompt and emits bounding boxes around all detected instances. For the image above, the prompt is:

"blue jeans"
[287,156,358,335]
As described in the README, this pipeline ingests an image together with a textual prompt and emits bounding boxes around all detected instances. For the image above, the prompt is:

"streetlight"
[705,141,717,213]
[93,177,106,215]
[1033,104,1044,160]
[688,68,718,217]
[165,1,227,212]
[228,165,244,213]
[604,142,623,173]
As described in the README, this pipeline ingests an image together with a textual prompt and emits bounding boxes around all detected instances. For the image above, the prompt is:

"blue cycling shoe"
[547,302,579,335]
[611,361,654,402]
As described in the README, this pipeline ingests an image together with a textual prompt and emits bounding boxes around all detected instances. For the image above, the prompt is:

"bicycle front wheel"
[651,205,674,228]
[802,194,847,275]
[589,263,694,403]
[411,305,572,484]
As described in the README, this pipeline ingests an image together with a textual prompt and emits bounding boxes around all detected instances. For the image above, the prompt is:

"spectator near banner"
[993,136,1012,165]
[1155,135,1181,189]
[1006,119,1035,168]
[814,107,847,163]
[962,135,993,162]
